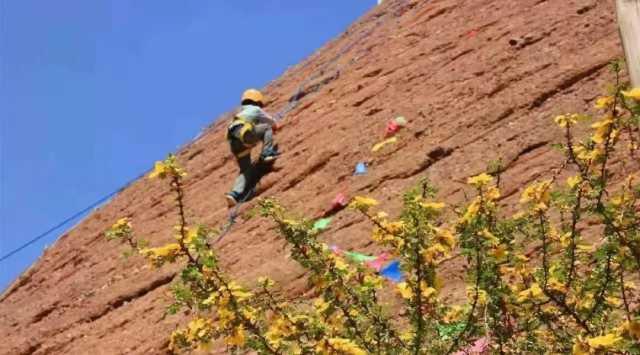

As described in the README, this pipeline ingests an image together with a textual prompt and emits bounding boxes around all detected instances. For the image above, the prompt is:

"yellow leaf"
[477,289,488,305]
[517,283,544,303]
[186,318,212,342]
[184,227,198,244]
[460,198,481,224]
[420,201,446,211]
[622,87,640,100]
[443,305,464,322]
[591,117,614,144]
[115,217,130,227]
[576,244,595,253]
[155,243,181,257]
[422,244,448,264]
[217,308,236,325]
[314,298,330,313]
[420,283,437,299]
[231,288,253,302]
[397,282,413,299]
[358,197,376,207]
[434,227,456,249]
[605,296,622,307]
[485,186,501,201]
[466,287,488,305]
[577,294,595,310]
[139,243,182,266]
[328,338,367,355]
[572,340,590,355]
[490,245,509,261]
[547,278,567,293]
[530,283,543,298]
[594,96,614,109]
[554,114,577,127]
[623,321,640,339]
[467,173,493,188]
[480,229,500,246]
[520,180,553,211]
[257,277,275,288]
[333,256,348,271]
[384,221,405,234]
[586,333,622,349]
[371,137,398,152]
[282,218,300,226]
[225,325,246,346]
[149,161,168,179]
[566,175,582,189]
[350,196,379,209]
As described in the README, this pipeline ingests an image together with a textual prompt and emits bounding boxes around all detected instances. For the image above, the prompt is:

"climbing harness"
[226,117,257,160]
[227,119,252,142]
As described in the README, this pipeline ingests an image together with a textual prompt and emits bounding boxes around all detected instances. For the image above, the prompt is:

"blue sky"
[0,1,374,291]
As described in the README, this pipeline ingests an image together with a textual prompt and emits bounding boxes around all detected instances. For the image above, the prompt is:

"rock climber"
[225,89,279,207]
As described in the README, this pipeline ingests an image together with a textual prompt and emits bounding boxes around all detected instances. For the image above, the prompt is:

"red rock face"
[0,0,621,353]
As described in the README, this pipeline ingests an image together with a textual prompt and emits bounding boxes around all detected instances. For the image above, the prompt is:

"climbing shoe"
[225,192,240,208]
[260,147,280,162]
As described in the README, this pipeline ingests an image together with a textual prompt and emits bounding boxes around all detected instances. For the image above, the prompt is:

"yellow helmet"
[241,89,265,105]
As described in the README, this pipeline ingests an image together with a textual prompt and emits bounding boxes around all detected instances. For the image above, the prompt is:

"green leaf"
[166,303,180,315]
[437,322,466,341]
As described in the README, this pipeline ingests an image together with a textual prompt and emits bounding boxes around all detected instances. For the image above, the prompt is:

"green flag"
[344,251,377,263]
[313,218,332,231]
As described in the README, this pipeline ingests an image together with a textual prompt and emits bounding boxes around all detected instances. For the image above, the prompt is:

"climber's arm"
[255,107,277,127]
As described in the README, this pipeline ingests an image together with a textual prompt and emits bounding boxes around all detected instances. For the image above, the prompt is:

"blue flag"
[380,260,404,282]
[355,162,367,175]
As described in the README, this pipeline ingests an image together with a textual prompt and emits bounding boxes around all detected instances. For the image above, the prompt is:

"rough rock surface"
[0,0,623,353]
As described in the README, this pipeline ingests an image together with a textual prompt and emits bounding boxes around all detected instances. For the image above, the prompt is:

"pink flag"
[332,192,349,209]
[366,252,391,272]
[384,120,400,137]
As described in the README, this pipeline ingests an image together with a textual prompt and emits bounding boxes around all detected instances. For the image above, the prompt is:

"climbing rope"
[215,184,255,243]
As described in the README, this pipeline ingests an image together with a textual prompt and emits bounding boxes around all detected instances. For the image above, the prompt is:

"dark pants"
[228,123,274,196]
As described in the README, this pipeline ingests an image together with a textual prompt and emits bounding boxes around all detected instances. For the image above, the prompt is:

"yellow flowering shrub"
[104,64,640,354]
[148,154,186,179]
